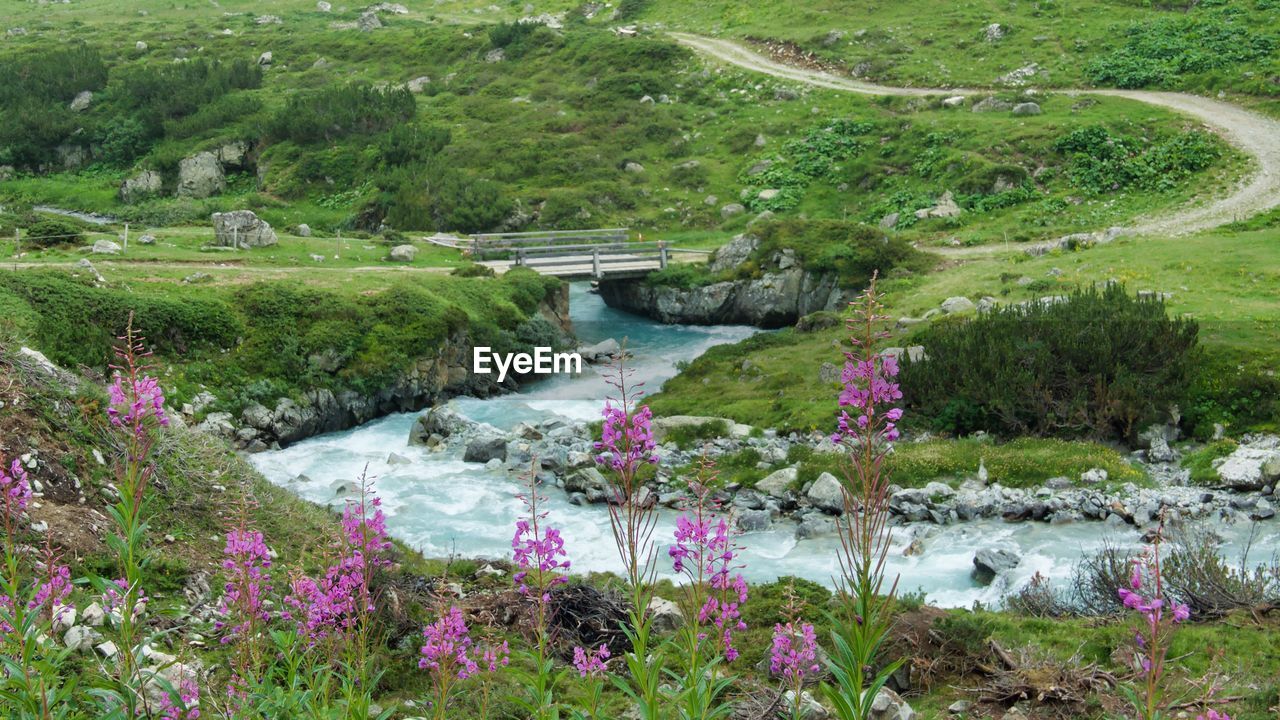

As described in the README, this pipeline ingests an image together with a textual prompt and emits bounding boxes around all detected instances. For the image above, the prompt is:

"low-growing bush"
[751,219,932,285]
[23,218,84,248]
[1054,125,1221,193]
[269,83,415,144]
[901,285,1198,442]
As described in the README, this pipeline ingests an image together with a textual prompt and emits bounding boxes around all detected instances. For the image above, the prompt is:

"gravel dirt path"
[672,33,1280,253]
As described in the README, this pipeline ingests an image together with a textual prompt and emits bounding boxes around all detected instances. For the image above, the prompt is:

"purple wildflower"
[481,639,510,673]
[770,622,820,683]
[511,482,570,602]
[215,524,273,640]
[108,372,169,435]
[283,473,387,642]
[1,457,32,524]
[595,402,658,473]
[419,606,478,678]
[150,675,201,719]
[28,543,72,623]
[572,643,611,678]
[103,577,148,623]
[670,476,748,662]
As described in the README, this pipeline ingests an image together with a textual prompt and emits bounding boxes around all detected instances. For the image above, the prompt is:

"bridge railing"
[512,240,669,277]
[472,228,630,251]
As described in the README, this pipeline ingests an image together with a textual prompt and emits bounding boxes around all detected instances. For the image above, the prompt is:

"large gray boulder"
[756,466,798,498]
[212,210,278,248]
[177,151,225,198]
[914,190,962,219]
[1012,102,1042,116]
[1214,436,1280,490]
[972,548,1020,585]
[69,90,93,112]
[597,256,843,328]
[409,405,474,444]
[92,240,122,255]
[806,472,846,513]
[119,170,163,204]
[708,233,760,273]
[389,244,417,262]
[870,688,916,720]
[940,296,976,314]
[646,597,684,634]
[217,140,250,169]
[463,435,508,463]
[971,96,1013,113]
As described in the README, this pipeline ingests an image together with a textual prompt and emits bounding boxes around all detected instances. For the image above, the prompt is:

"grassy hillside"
[0,2,1246,247]
[440,0,1280,112]
[0,265,564,421]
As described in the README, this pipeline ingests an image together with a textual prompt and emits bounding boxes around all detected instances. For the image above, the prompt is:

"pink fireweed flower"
[511,482,570,601]
[150,675,201,719]
[670,498,749,662]
[1196,712,1231,720]
[481,639,510,673]
[107,372,169,435]
[834,351,903,444]
[215,526,273,640]
[419,606,478,679]
[342,493,391,570]
[770,622,821,683]
[283,473,387,641]
[29,546,72,623]
[594,402,658,473]
[1,456,33,523]
[572,643,611,678]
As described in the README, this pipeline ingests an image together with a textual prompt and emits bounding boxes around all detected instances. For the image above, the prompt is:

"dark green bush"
[269,83,414,144]
[1054,125,1220,194]
[24,219,84,248]
[752,219,932,285]
[0,271,242,368]
[1085,10,1275,88]
[901,285,1199,442]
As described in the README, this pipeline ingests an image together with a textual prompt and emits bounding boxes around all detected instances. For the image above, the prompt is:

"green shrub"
[751,219,932,285]
[644,262,714,290]
[24,219,84,248]
[1054,125,1221,194]
[1085,10,1275,88]
[900,285,1198,442]
[269,83,415,144]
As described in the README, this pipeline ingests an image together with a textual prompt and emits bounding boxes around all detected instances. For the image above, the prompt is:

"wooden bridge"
[463,229,708,280]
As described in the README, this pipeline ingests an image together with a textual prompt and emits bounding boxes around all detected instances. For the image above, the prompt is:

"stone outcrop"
[177,152,225,198]
[212,210,278,248]
[119,170,163,203]
[597,234,842,328]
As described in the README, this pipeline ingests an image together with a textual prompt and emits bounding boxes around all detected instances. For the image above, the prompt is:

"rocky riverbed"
[396,404,1279,545]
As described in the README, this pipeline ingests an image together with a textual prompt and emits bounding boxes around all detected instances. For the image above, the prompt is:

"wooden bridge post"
[515,248,525,267]
[592,247,601,277]
[658,240,668,269]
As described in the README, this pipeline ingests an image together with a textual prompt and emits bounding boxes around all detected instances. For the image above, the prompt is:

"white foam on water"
[251,283,1279,608]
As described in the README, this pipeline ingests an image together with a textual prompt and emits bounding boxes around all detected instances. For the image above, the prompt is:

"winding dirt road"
[672,33,1280,242]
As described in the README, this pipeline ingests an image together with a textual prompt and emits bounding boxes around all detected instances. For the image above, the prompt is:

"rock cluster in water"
[401,406,1279,544]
